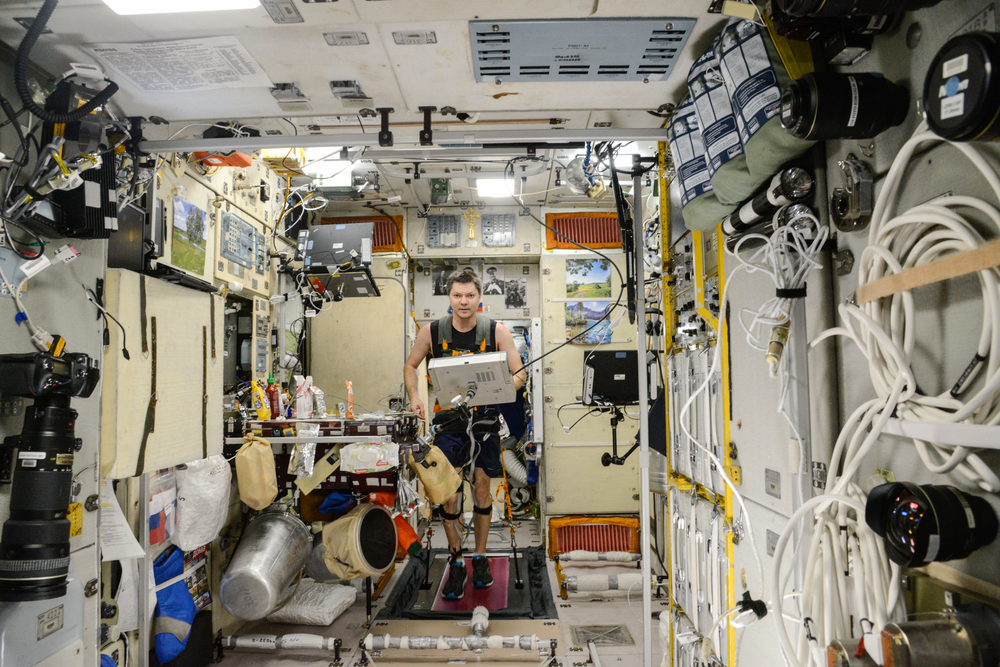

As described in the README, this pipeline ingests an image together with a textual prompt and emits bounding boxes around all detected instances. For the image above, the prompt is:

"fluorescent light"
[101,0,259,15]
[476,178,514,198]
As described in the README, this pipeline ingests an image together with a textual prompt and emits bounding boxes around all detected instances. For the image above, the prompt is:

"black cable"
[14,0,119,124]
[567,408,598,431]
[0,97,29,166]
[281,117,298,136]
[2,215,45,260]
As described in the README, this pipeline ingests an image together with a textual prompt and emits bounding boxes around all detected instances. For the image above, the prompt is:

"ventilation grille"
[320,216,402,253]
[545,213,621,249]
[557,524,633,553]
[470,18,695,82]
[476,370,496,384]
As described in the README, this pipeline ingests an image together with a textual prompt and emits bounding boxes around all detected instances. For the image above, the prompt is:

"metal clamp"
[831,154,873,232]
[376,108,394,147]
[418,106,436,146]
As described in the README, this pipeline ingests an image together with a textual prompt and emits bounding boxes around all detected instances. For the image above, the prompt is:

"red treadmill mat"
[431,556,509,611]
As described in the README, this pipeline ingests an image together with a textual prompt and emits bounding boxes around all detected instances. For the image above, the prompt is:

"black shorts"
[434,430,502,478]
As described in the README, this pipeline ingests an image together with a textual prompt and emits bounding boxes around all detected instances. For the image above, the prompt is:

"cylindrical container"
[265,376,281,418]
[781,72,909,140]
[321,503,397,578]
[721,168,813,236]
[220,509,311,620]
[924,32,1000,142]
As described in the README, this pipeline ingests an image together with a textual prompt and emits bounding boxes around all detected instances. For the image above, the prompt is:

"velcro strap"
[440,508,461,521]
[776,287,807,299]
[473,504,492,516]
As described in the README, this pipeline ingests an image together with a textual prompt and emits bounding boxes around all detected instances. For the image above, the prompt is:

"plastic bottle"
[266,375,281,419]
[345,380,355,419]
[249,381,271,420]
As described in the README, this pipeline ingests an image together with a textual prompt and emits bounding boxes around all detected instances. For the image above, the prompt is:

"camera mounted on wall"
[0,351,99,602]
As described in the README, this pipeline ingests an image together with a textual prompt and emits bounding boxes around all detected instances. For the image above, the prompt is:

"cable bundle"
[816,125,1000,492]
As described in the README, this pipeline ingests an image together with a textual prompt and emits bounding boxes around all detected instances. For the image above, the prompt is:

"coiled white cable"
[815,124,1000,492]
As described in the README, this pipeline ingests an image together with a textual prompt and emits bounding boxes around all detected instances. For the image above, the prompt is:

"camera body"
[0,352,99,399]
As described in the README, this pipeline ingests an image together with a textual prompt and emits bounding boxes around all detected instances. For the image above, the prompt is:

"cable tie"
[738,590,768,620]
[775,287,807,299]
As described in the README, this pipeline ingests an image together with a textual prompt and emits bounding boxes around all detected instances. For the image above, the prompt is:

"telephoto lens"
[923,32,1000,142]
[781,72,910,140]
[0,394,78,601]
[865,482,999,567]
[777,0,942,18]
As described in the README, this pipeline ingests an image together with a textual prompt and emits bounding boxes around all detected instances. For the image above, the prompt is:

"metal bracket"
[376,107,394,147]
[831,154,873,232]
[812,461,828,489]
[834,248,855,276]
[85,494,100,512]
[84,578,99,597]
[418,106,436,146]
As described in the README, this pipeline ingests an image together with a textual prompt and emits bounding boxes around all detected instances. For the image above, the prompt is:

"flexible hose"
[501,449,527,485]
[15,0,119,124]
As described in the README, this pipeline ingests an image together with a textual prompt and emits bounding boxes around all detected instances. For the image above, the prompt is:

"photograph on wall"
[483,265,505,295]
[566,301,613,344]
[432,267,450,295]
[171,198,207,275]
[566,258,612,298]
[505,278,527,309]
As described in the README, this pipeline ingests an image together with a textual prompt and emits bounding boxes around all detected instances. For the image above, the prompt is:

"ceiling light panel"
[469,17,696,83]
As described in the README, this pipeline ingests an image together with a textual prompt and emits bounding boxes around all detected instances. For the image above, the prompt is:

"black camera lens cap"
[924,32,1000,141]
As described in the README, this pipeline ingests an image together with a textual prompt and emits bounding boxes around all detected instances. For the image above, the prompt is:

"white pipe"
[634,167,653,667]
[364,634,543,651]
[566,573,647,592]
[502,449,528,484]
[589,641,605,667]
[223,634,340,650]
[558,550,640,562]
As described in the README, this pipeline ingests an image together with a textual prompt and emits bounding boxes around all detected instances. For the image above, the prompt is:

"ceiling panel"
[0,0,726,129]
[351,0,597,24]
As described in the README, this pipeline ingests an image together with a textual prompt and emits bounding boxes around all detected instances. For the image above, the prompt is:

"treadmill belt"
[431,556,509,611]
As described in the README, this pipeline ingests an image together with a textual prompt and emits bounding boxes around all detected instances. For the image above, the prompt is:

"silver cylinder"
[220,510,312,620]
[882,619,975,667]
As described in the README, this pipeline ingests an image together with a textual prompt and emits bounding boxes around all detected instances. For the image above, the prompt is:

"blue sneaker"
[442,554,466,600]
[472,555,493,588]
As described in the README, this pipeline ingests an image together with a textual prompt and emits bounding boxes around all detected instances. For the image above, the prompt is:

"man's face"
[449,281,480,320]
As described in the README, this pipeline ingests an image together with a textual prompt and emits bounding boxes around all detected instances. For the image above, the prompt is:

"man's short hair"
[446,268,481,295]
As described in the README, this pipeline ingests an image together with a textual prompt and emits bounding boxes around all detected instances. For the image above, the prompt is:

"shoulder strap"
[475,315,489,351]
[436,315,453,350]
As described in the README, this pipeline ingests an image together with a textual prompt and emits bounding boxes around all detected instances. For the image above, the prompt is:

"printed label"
[18,451,46,460]
[943,53,969,78]
[37,605,64,641]
[941,93,966,120]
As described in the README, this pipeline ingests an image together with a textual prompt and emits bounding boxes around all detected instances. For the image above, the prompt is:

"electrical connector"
[19,254,51,279]
[53,245,79,264]
[30,329,54,353]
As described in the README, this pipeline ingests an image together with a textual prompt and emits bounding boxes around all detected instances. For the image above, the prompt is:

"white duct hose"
[566,573,647,592]
[222,634,339,650]
[364,633,544,651]
[558,550,640,562]
[501,449,528,485]
[471,605,489,637]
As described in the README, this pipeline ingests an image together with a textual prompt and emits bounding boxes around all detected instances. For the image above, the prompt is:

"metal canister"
[219,509,311,620]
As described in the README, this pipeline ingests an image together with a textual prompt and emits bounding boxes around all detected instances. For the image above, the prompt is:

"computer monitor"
[297,223,373,273]
[428,352,516,408]
[582,350,640,406]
